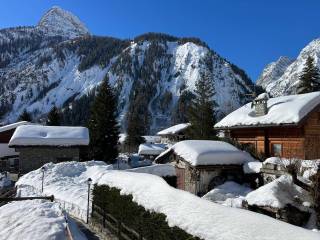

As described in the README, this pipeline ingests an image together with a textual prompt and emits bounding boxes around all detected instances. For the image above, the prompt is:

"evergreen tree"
[297,56,320,94]
[18,109,32,122]
[124,107,145,152]
[187,72,217,140]
[88,76,119,163]
[46,106,61,126]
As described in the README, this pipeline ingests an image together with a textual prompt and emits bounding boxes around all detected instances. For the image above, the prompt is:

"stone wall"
[17,147,80,173]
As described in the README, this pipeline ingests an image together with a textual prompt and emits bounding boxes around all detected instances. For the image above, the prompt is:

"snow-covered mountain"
[257,39,320,96]
[256,56,294,90]
[0,6,255,133]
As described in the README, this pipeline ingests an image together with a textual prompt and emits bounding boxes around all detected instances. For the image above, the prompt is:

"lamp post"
[41,166,46,193]
[87,178,92,224]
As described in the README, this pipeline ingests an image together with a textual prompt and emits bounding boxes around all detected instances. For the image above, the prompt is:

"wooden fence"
[91,204,145,240]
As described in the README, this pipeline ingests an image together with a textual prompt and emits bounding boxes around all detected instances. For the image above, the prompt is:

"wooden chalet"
[0,121,30,172]
[157,123,190,144]
[215,92,320,160]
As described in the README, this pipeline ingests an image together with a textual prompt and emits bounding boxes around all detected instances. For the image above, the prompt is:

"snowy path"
[72,218,102,240]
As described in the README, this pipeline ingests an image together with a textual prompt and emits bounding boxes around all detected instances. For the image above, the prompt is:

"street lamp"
[41,166,46,193]
[87,178,92,224]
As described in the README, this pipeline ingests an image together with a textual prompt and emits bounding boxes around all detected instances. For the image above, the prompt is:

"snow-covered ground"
[202,181,252,208]
[246,175,311,210]
[0,200,86,240]
[16,161,320,240]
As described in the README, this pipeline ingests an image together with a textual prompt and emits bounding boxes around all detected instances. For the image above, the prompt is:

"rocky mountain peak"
[37,6,89,39]
[256,56,294,90]
[256,38,320,96]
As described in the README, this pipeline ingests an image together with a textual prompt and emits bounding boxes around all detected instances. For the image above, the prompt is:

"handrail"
[0,195,54,202]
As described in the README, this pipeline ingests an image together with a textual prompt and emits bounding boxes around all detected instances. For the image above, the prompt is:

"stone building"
[155,140,255,196]
[8,125,89,173]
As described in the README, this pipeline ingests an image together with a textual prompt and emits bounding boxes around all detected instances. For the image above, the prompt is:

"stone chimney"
[252,93,269,116]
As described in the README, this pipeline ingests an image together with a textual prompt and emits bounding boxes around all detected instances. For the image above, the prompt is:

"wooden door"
[176,167,185,190]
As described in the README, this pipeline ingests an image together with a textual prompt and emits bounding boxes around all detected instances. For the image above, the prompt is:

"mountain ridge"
[0,6,255,134]
[257,38,320,96]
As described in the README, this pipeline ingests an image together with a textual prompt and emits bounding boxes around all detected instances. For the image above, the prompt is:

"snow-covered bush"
[92,185,199,240]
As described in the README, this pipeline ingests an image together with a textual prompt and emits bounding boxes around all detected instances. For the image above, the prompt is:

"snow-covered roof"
[157,123,191,135]
[9,125,89,147]
[138,143,166,155]
[0,121,30,133]
[142,135,161,143]
[156,140,255,166]
[215,92,320,129]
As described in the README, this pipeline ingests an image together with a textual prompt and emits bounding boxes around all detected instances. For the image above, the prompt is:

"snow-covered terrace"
[215,92,320,129]
[156,140,255,166]
[8,125,89,147]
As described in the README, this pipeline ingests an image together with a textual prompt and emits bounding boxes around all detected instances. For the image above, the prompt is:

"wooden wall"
[230,127,305,159]
[303,111,320,159]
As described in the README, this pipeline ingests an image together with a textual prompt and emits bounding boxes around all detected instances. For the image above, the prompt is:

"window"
[271,143,282,157]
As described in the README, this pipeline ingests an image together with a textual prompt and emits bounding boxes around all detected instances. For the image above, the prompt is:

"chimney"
[252,93,269,116]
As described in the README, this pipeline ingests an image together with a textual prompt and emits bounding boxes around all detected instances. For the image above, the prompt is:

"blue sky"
[1,0,319,81]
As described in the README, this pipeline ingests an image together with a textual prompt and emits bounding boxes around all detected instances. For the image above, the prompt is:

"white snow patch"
[246,175,311,209]
[202,181,252,208]
[243,161,262,174]
[0,200,76,240]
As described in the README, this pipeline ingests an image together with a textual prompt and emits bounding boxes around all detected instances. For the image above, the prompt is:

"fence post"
[117,220,121,239]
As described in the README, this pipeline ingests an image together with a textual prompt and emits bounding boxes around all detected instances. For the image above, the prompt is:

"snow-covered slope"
[0,7,255,134]
[256,56,293,89]
[257,39,320,96]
